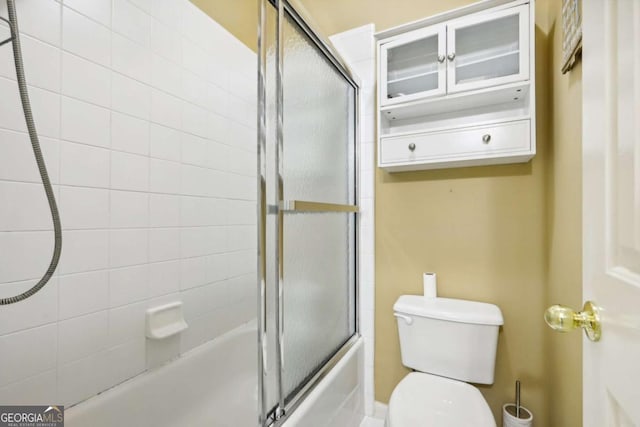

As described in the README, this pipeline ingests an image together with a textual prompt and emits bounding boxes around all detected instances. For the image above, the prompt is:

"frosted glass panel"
[282,13,355,205]
[282,213,355,400]
[387,35,439,99]
[280,12,356,403]
[455,14,520,84]
[260,1,280,420]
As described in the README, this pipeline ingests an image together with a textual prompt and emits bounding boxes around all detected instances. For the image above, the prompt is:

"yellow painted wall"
[372,2,550,422]
[191,0,582,424]
[188,0,475,52]
[297,0,474,37]
[189,0,258,51]
[543,0,583,425]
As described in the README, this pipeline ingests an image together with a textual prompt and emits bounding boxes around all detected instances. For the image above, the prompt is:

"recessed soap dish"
[145,302,188,340]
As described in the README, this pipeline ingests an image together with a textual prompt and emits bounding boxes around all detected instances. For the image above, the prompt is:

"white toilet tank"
[393,295,504,385]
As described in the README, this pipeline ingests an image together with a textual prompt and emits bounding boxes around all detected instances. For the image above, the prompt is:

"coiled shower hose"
[1,0,62,305]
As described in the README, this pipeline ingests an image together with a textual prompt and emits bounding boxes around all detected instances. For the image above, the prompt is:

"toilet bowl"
[386,372,495,427]
[387,295,504,427]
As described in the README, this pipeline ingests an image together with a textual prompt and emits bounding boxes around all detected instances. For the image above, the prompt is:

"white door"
[582,1,640,426]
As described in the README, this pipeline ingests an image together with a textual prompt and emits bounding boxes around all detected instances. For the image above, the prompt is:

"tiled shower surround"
[0,0,257,406]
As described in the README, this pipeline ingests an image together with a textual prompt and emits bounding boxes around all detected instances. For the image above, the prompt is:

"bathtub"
[283,337,364,427]
[65,322,363,427]
[65,322,258,427]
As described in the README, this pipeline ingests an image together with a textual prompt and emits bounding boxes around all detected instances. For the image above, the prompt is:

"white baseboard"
[373,401,388,420]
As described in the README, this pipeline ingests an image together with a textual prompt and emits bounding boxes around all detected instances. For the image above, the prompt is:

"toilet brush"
[516,380,521,418]
[502,379,533,427]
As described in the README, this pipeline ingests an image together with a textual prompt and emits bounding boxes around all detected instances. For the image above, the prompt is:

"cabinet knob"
[447,52,456,61]
[437,54,446,63]
[408,143,416,152]
[482,134,491,144]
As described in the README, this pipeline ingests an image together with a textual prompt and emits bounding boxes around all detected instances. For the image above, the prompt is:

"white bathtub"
[284,338,364,427]
[65,323,363,427]
[66,323,258,427]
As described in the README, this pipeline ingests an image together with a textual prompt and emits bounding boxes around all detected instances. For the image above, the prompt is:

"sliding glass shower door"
[258,0,359,425]
[280,6,358,404]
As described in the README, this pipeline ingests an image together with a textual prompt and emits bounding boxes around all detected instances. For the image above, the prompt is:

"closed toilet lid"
[387,373,496,427]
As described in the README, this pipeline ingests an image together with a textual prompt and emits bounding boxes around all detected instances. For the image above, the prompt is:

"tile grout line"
[105,0,115,378]
[55,0,64,401]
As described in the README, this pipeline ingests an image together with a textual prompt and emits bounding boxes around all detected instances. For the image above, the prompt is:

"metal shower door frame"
[257,0,361,425]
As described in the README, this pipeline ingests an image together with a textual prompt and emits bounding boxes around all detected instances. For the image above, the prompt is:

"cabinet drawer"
[380,120,530,164]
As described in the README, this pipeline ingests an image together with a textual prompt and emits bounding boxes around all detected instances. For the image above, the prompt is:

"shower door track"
[258,0,362,425]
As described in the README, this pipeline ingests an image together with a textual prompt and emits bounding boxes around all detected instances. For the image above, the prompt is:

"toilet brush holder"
[503,403,533,427]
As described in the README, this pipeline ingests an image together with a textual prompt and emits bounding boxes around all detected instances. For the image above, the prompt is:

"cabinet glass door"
[446,4,529,93]
[381,25,446,105]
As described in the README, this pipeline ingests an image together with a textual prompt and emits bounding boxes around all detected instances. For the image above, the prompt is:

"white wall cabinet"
[376,0,535,172]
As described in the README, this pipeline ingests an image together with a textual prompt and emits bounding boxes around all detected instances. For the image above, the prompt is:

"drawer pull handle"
[482,134,491,144]
[408,143,416,152]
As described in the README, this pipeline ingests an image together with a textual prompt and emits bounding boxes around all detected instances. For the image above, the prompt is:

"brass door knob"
[544,301,602,342]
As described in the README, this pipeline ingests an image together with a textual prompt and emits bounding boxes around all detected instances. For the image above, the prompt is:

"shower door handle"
[280,200,359,213]
[278,206,285,371]
[259,176,268,374]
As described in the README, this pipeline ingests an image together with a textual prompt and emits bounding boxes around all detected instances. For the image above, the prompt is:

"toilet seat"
[386,372,496,427]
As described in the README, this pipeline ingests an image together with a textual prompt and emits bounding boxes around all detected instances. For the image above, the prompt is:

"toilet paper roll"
[423,272,437,298]
[503,404,533,427]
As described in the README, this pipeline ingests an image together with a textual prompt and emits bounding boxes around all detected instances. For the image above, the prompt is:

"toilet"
[386,295,504,427]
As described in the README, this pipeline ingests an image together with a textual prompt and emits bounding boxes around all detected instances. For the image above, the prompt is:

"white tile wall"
[330,24,377,416]
[0,0,256,407]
